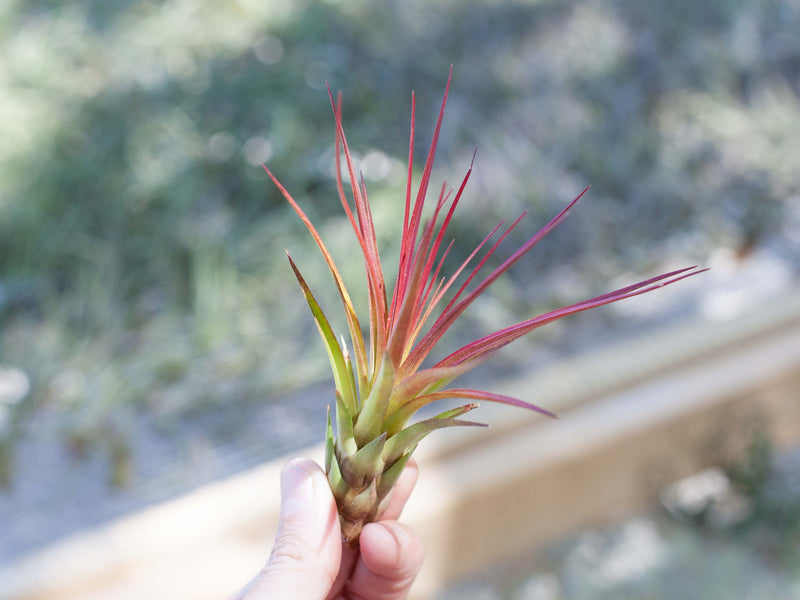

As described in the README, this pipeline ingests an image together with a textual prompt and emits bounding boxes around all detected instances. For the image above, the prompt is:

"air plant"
[263,68,704,546]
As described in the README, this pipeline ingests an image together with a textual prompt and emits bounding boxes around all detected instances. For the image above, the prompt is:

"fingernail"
[278,459,333,549]
[280,461,314,517]
[370,523,405,565]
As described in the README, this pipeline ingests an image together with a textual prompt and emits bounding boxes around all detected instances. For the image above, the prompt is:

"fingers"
[236,459,424,600]
[345,521,424,599]
[239,459,342,600]
[326,460,421,599]
[379,458,419,521]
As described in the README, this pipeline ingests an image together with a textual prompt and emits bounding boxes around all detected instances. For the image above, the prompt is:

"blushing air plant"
[263,69,704,546]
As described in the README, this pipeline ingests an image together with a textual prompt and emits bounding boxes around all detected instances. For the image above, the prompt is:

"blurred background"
[0,0,799,597]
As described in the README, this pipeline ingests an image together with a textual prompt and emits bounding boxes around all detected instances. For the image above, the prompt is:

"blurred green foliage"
[0,0,799,480]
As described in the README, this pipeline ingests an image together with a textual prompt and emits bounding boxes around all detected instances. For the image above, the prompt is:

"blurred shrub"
[0,0,799,476]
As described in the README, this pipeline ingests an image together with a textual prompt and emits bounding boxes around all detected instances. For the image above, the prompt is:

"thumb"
[241,459,342,600]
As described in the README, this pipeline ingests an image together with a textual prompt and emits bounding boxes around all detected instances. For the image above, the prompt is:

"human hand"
[228,457,423,600]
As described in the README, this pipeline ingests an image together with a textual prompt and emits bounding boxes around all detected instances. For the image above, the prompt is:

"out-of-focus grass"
[0,0,799,491]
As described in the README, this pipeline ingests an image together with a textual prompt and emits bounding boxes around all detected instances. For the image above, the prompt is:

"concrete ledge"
[2,290,799,599]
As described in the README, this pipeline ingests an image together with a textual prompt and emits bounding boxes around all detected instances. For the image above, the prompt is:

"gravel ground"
[0,382,328,561]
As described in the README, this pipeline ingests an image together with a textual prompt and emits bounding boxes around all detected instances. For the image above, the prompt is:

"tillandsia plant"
[264,68,704,546]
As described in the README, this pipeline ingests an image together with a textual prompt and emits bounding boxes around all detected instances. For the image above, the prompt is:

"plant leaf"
[382,416,487,467]
[328,86,388,375]
[437,266,707,367]
[264,165,370,397]
[325,405,334,474]
[340,432,387,489]
[390,67,452,337]
[376,446,416,505]
[326,439,349,500]
[287,254,358,414]
[389,389,555,432]
[402,187,590,377]
[353,352,395,447]
[335,391,357,456]
[386,360,484,419]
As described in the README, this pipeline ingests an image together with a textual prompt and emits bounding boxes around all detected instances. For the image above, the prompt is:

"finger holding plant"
[263,67,705,546]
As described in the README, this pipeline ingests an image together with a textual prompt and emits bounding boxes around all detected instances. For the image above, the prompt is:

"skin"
[229,458,423,600]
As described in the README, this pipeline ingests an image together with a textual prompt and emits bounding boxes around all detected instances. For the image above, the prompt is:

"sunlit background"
[1,0,799,597]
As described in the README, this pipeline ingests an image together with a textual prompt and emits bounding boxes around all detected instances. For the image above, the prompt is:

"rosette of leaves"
[264,69,703,545]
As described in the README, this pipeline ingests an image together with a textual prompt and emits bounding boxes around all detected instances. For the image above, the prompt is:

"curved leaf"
[287,254,358,413]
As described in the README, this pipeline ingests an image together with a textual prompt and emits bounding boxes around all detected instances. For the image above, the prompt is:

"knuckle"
[267,522,318,565]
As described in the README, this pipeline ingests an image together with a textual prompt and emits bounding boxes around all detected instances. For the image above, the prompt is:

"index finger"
[378,458,419,521]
